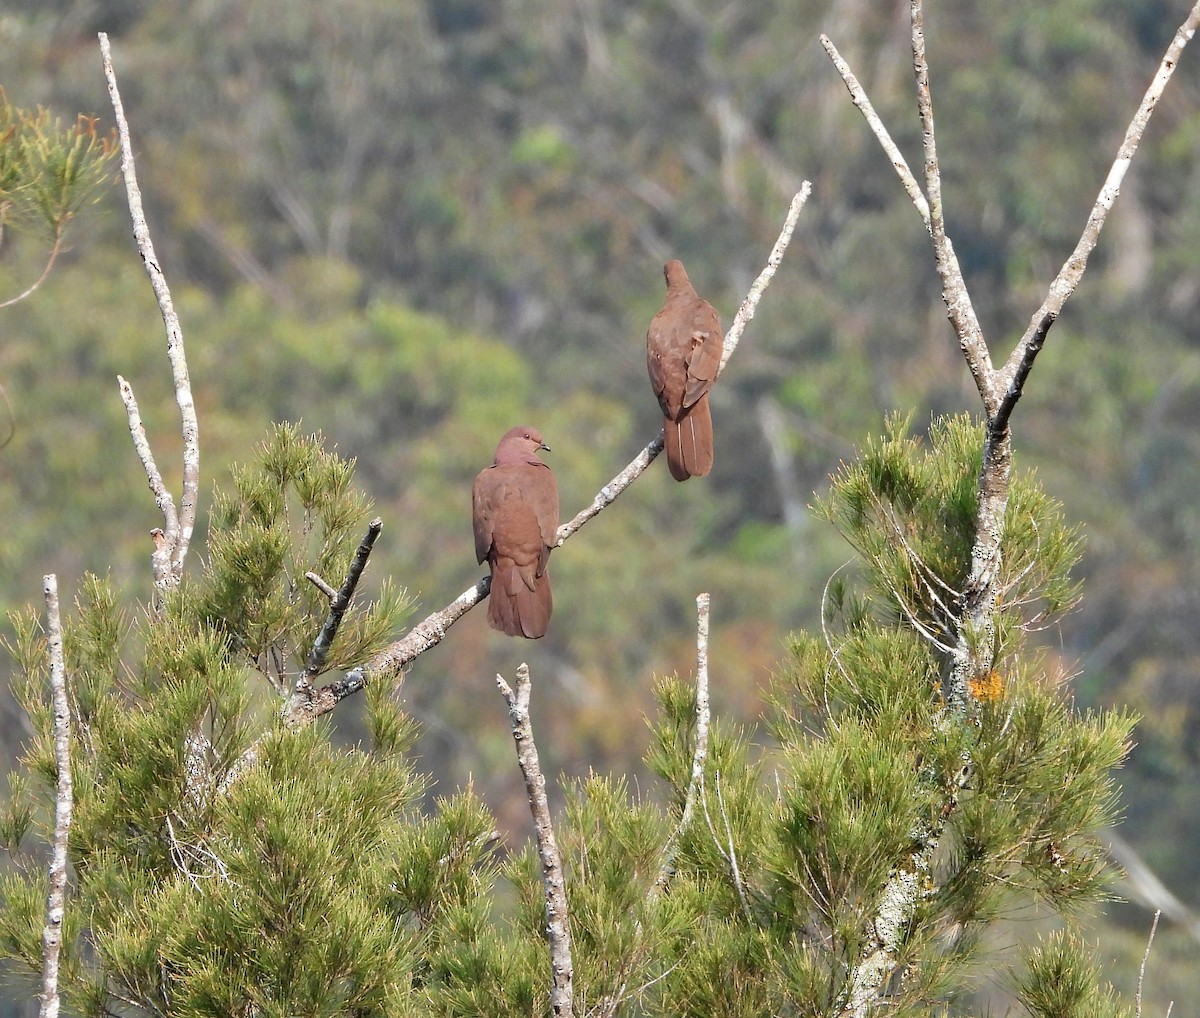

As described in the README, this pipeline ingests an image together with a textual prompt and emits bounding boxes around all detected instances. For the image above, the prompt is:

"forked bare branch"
[99,33,199,592]
[995,0,1200,437]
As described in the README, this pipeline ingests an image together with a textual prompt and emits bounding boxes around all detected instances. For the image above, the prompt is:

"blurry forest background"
[3,0,1200,1007]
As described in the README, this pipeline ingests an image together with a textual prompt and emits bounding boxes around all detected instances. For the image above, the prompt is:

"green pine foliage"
[0,428,452,1014]
[1015,930,1130,1018]
[635,414,1134,1015]
[0,413,1142,1014]
[814,414,1084,656]
[0,89,116,255]
[196,423,409,691]
[97,728,427,1016]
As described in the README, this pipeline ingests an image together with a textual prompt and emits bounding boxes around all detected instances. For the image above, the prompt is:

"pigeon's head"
[663,259,691,290]
[494,426,550,464]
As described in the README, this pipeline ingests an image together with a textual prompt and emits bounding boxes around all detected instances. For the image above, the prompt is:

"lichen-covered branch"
[655,593,712,892]
[496,663,574,1018]
[908,0,994,408]
[39,575,72,1018]
[100,33,199,591]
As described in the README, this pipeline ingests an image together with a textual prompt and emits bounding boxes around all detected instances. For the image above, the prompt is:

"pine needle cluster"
[0,89,117,243]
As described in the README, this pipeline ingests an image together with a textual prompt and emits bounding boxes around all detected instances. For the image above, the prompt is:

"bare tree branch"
[718,184,811,376]
[699,769,753,924]
[821,24,994,411]
[496,663,574,1018]
[303,519,383,683]
[655,592,712,892]
[818,35,930,227]
[39,574,72,1018]
[908,0,994,407]
[595,595,714,1017]
[996,0,1200,434]
[100,33,200,591]
[560,184,811,544]
[556,434,666,545]
[304,572,339,601]
[219,184,812,790]
[116,375,177,586]
[1136,910,1162,1018]
[281,518,383,726]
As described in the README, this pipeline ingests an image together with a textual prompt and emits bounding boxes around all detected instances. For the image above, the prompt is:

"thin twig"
[910,0,942,247]
[821,27,994,408]
[496,663,574,1018]
[100,33,200,591]
[654,593,712,892]
[717,185,811,376]
[1136,909,1161,1018]
[281,518,384,726]
[714,771,752,923]
[909,0,994,406]
[300,518,383,685]
[0,231,64,310]
[166,814,231,889]
[818,35,930,226]
[39,575,72,1018]
[305,572,339,601]
[556,435,665,545]
[0,383,16,451]
[603,598,713,1017]
[698,770,753,924]
[601,959,683,1016]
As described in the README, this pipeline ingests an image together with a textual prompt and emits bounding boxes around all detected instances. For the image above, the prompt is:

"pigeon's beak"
[539,441,551,453]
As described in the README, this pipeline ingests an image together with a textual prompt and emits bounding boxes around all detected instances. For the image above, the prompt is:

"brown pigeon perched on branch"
[646,259,723,481]
[472,426,560,639]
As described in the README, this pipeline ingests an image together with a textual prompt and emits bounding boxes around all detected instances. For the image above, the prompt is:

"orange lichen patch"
[968,669,1004,702]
